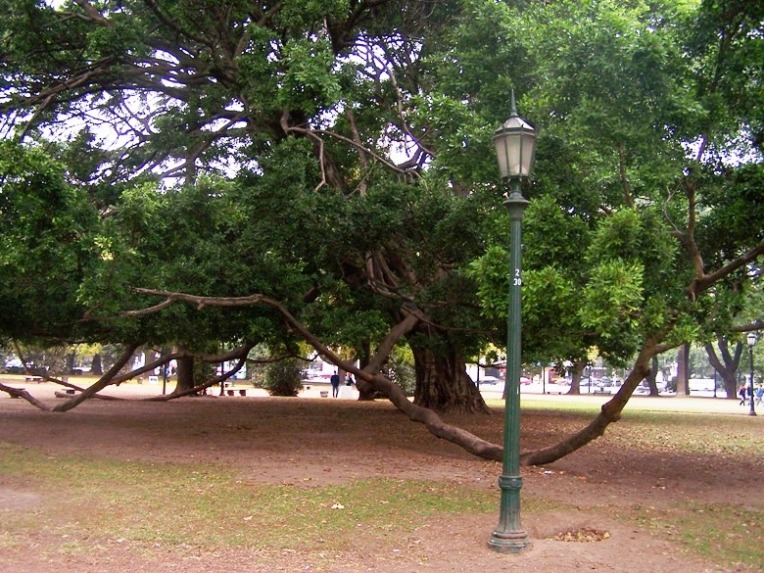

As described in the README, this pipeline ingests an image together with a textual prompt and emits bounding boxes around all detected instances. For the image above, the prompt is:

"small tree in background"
[264,359,303,397]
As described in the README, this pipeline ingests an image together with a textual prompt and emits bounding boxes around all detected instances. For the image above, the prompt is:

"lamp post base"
[487,529,532,553]
[488,475,531,553]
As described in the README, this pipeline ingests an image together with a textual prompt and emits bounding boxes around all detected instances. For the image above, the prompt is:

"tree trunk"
[175,354,196,394]
[675,343,689,395]
[356,339,377,401]
[66,352,76,374]
[91,353,103,375]
[412,346,490,414]
[644,355,660,395]
[566,358,586,395]
[706,338,742,399]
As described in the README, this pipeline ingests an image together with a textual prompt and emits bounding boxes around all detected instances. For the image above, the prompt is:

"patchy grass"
[628,503,764,570]
[0,444,498,552]
[601,412,764,457]
[1,397,762,571]
[515,398,764,457]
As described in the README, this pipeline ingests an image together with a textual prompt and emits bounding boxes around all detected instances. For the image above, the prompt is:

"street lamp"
[746,332,757,416]
[488,91,536,553]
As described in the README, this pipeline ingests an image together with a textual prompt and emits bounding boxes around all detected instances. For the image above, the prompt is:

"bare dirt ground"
[1,382,762,573]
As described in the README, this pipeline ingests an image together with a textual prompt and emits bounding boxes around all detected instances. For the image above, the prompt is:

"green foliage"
[0,141,100,341]
[581,259,645,360]
[263,358,303,397]
[387,344,416,396]
[277,38,343,114]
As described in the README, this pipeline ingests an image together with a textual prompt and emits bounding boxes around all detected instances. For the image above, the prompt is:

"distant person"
[345,374,354,386]
[330,371,341,398]
[738,385,747,405]
[756,385,763,406]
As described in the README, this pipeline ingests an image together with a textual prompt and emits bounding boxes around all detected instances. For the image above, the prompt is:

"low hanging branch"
[129,287,504,461]
[147,344,253,401]
[127,287,679,464]
[0,382,53,411]
[0,284,672,466]
[53,341,143,412]
[520,339,660,466]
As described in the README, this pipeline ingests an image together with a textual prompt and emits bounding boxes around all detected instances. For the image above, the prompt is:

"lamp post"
[746,332,757,416]
[488,91,536,553]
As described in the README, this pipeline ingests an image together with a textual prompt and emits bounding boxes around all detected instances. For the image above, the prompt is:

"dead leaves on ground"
[554,527,611,542]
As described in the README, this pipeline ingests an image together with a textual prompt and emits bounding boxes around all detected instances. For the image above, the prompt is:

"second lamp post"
[488,91,536,553]
[747,332,757,416]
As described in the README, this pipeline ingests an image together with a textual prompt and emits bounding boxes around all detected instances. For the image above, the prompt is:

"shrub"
[388,360,415,396]
[264,359,303,397]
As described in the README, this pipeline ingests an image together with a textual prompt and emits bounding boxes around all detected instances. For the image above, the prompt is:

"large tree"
[1,0,499,412]
[1,0,762,465]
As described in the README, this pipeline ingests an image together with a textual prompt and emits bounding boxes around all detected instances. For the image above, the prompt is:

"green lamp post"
[747,332,757,416]
[488,91,536,553]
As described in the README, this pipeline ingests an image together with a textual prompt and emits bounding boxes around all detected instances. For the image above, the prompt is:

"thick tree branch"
[53,341,142,412]
[690,240,764,298]
[0,383,53,410]
[127,287,504,461]
[149,347,252,401]
[73,0,113,26]
[522,338,660,465]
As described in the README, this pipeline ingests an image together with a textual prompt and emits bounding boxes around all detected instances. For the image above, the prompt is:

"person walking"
[330,371,341,398]
[738,384,747,406]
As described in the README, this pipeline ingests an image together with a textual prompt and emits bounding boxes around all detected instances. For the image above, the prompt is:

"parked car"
[635,381,651,394]
[545,381,566,395]
[593,377,623,394]
[580,377,596,393]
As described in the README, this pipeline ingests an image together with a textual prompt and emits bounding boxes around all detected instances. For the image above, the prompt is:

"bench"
[24,376,43,383]
[55,389,77,398]
[225,389,247,396]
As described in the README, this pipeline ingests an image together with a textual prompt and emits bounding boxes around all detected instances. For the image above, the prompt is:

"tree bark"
[412,345,490,414]
[566,358,587,395]
[66,352,76,374]
[644,355,660,395]
[91,352,103,375]
[356,339,378,401]
[174,354,196,394]
[706,338,742,399]
[675,343,689,395]
[522,340,658,465]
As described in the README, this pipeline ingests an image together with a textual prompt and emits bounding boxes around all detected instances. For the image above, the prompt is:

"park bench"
[24,376,43,383]
[54,389,77,398]
[55,388,76,398]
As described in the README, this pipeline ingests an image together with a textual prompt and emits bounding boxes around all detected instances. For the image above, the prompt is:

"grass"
[0,444,497,553]
[514,397,764,457]
[1,401,763,570]
[629,503,764,570]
